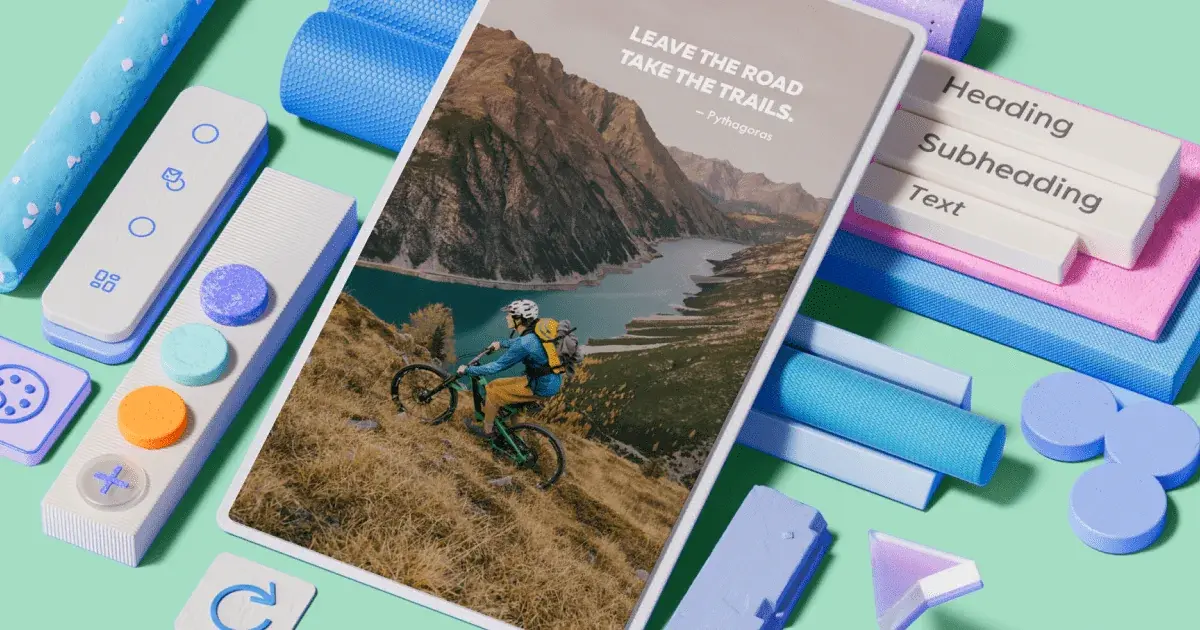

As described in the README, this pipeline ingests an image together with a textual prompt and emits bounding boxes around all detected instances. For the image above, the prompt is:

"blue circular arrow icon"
[210,582,277,630]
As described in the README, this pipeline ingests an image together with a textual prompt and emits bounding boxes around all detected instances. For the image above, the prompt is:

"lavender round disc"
[1069,462,1166,554]
[1021,372,1116,462]
[1105,402,1200,490]
[201,264,269,326]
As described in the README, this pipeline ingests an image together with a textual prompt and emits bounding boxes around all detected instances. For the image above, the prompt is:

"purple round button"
[1021,372,1116,462]
[1105,402,1200,490]
[1069,462,1166,554]
[200,264,269,326]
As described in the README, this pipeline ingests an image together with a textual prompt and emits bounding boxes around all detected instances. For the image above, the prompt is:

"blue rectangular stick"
[786,314,972,409]
[665,486,831,630]
[738,410,942,510]
[816,231,1200,403]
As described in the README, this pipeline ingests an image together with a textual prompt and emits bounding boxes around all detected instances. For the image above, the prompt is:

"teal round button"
[160,324,229,387]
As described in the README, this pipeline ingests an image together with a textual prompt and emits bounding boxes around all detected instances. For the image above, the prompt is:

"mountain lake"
[344,239,747,369]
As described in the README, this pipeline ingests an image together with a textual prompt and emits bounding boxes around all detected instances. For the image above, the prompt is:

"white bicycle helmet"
[502,299,539,320]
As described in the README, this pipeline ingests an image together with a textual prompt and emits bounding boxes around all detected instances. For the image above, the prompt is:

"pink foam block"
[843,141,1200,341]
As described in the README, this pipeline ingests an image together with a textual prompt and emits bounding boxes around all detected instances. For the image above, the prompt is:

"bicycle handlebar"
[466,346,495,367]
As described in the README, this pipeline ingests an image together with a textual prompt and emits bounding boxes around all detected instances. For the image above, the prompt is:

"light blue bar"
[786,314,972,409]
[739,410,942,510]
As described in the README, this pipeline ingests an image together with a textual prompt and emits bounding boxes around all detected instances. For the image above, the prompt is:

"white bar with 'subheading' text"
[875,110,1158,269]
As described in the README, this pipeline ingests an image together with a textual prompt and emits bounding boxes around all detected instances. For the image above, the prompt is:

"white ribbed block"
[41,169,357,566]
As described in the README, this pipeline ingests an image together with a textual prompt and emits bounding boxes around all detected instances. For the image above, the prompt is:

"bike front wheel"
[391,364,457,424]
[506,424,566,489]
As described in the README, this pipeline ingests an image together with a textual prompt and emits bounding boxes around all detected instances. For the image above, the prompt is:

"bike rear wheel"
[391,364,457,424]
[505,424,566,489]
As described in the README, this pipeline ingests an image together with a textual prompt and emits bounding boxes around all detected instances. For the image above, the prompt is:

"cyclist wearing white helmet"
[457,299,563,437]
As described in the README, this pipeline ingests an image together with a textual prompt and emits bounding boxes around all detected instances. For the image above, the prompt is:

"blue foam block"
[758,346,1006,486]
[665,486,830,630]
[786,314,972,409]
[1020,372,1117,462]
[0,0,213,293]
[1069,462,1166,554]
[40,133,267,364]
[738,410,942,510]
[279,10,450,152]
[816,231,1200,403]
[327,0,476,51]
[1105,402,1200,490]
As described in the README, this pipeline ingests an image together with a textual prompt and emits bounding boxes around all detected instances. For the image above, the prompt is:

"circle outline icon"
[192,123,219,145]
[128,216,156,238]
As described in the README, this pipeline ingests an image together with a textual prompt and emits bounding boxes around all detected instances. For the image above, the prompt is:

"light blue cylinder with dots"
[0,0,213,293]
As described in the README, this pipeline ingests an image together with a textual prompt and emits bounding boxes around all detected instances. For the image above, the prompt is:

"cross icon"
[93,465,131,495]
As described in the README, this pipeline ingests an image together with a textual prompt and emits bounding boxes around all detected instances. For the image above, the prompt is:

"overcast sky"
[478,0,913,196]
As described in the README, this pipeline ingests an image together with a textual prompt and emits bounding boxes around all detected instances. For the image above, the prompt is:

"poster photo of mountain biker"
[221,1,923,628]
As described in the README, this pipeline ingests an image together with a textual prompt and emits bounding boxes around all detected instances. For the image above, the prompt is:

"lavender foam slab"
[0,337,91,465]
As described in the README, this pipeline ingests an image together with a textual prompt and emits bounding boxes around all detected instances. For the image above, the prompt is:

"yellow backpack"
[530,318,580,376]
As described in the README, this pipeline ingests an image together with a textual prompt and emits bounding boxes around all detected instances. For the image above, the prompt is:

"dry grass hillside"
[230,294,690,629]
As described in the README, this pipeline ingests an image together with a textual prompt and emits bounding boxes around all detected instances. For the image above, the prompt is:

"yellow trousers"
[482,376,540,434]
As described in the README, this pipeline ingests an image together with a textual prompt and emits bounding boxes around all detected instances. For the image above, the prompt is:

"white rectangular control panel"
[875,110,1159,269]
[42,86,267,343]
[42,169,357,566]
[903,51,1182,201]
[855,163,1081,283]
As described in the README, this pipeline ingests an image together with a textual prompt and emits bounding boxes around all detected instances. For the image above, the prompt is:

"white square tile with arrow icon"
[176,553,317,630]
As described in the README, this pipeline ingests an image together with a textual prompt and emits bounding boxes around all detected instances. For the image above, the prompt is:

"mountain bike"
[390,349,566,489]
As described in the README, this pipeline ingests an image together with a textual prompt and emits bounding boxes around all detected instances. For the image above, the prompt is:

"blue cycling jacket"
[464,333,563,397]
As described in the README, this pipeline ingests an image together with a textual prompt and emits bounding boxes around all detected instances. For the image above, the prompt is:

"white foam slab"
[41,169,357,566]
[875,110,1159,269]
[42,86,267,343]
[855,162,1080,283]
[903,52,1181,202]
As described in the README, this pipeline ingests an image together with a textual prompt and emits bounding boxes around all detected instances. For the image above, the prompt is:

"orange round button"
[117,385,188,449]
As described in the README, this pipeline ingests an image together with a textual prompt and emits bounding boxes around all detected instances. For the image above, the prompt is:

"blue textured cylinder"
[0,0,213,293]
[280,11,448,152]
[854,0,983,60]
[328,0,477,51]
[756,346,1006,485]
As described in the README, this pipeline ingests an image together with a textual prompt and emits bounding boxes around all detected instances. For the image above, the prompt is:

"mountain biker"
[457,299,563,439]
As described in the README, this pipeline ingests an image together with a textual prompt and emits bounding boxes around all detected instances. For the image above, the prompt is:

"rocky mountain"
[666,146,828,221]
[361,25,742,286]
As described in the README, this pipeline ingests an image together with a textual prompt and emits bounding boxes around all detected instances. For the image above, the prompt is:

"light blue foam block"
[738,410,943,510]
[757,346,1006,486]
[0,0,214,293]
[786,314,972,409]
[816,231,1200,403]
[665,486,830,630]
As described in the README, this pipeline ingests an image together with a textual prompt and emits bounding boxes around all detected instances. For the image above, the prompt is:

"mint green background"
[1,1,1197,628]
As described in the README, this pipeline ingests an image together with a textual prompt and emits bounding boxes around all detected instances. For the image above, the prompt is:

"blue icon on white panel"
[128,216,156,238]
[162,167,186,192]
[210,582,277,630]
[90,269,121,293]
[92,465,131,495]
[192,123,219,145]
